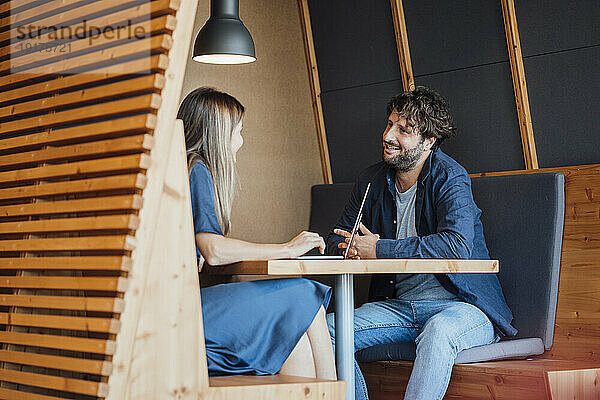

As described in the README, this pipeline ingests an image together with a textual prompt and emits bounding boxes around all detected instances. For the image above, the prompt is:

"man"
[326,86,516,400]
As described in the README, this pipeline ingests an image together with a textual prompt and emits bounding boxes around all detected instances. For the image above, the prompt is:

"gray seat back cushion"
[309,183,354,239]
[471,173,564,348]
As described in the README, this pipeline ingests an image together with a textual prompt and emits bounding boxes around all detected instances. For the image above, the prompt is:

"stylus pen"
[344,182,371,259]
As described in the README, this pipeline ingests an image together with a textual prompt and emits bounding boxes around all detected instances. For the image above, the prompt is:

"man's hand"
[334,223,379,259]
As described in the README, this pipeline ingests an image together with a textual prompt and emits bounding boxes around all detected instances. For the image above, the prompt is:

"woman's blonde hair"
[177,87,244,235]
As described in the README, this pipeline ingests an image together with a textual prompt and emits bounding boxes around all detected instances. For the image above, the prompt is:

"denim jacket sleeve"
[376,170,477,259]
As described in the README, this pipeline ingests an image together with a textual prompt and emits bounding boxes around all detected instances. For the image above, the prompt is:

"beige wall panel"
[181,0,322,244]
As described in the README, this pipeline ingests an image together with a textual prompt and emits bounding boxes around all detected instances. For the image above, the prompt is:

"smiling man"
[326,87,516,400]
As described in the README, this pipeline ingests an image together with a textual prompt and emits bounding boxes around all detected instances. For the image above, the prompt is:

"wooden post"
[390,0,415,92]
[501,0,539,170]
[297,0,333,184]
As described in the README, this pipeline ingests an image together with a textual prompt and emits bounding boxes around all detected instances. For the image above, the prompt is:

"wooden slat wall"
[0,0,197,398]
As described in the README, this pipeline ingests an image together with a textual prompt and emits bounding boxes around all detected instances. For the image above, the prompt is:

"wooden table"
[206,259,498,400]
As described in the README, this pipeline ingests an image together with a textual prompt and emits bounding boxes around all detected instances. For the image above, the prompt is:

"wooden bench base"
[209,375,346,399]
[361,359,600,399]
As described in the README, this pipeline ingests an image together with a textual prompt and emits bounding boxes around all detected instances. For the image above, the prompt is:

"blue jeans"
[327,299,496,400]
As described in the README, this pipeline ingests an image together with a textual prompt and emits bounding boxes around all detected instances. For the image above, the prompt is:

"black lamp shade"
[193,0,256,64]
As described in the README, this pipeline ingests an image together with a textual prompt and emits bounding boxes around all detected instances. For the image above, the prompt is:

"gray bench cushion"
[355,338,545,364]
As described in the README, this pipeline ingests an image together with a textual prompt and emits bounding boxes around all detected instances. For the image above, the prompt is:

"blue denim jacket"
[327,148,517,337]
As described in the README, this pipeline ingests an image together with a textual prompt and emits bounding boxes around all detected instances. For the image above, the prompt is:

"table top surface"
[204,259,499,275]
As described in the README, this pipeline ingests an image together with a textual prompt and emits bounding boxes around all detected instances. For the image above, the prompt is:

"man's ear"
[425,136,436,150]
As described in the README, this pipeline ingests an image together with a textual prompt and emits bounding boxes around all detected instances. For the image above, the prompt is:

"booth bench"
[309,173,600,399]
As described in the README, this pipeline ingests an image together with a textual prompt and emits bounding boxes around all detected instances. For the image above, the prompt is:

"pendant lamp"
[193,0,256,64]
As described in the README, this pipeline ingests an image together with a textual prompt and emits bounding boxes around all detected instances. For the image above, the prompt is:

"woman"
[177,87,335,379]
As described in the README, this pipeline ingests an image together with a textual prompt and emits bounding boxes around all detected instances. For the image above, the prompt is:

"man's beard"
[383,138,425,172]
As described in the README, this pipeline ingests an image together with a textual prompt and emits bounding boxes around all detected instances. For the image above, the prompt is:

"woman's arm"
[196,231,326,266]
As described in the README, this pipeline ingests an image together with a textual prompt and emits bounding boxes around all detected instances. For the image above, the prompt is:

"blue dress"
[189,161,331,376]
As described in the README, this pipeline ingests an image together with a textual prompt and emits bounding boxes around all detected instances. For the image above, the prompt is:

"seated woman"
[177,87,335,379]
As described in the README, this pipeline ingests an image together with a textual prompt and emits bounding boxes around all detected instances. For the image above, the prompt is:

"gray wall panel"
[308,0,400,92]
[310,0,597,181]
[322,80,404,183]
[404,0,507,76]
[515,0,600,57]
[525,46,600,168]
[417,63,525,174]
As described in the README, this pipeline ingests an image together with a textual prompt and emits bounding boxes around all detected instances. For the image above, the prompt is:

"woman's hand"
[285,231,326,257]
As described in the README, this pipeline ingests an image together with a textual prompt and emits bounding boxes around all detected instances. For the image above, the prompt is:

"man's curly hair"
[386,86,456,149]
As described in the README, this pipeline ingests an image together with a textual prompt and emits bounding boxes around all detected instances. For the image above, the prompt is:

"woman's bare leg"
[306,305,337,379]
[279,332,316,377]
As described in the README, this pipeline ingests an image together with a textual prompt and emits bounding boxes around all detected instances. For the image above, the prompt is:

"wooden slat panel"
[2,0,178,45]
[3,15,176,74]
[0,75,164,120]
[0,295,124,312]
[0,331,115,355]
[0,154,150,185]
[0,55,168,108]
[0,0,199,397]
[0,386,65,400]
[0,194,143,218]
[0,135,153,169]
[0,256,131,271]
[0,313,120,333]
[0,215,139,234]
[1,0,104,29]
[0,350,111,376]
[0,0,40,13]
[0,115,156,153]
[0,94,161,136]
[0,368,108,397]
[0,35,171,90]
[0,174,147,202]
[0,2,18,14]
[0,235,136,252]
[0,277,127,291]
[1,0,177,42]
[3,0,179,59]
